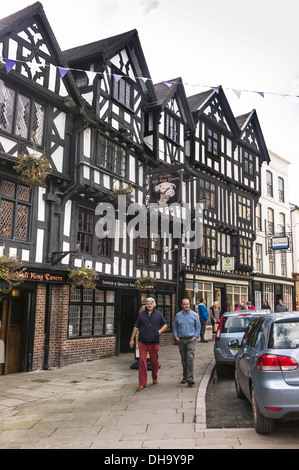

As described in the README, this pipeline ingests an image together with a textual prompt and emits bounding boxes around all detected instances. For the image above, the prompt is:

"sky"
[2,0,299,203]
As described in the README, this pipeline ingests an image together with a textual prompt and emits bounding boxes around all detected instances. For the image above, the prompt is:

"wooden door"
[0,294,26,375]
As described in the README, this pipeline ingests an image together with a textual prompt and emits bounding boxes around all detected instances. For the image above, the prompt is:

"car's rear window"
[222,315,257,333]
[270,321,299,349]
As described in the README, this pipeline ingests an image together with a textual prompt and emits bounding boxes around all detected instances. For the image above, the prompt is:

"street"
[206,365,299,434]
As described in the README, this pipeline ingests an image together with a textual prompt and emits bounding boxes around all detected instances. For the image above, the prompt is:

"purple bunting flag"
[58,67,69,78]
[163,81,173,88]
[113,74,122,83]
[5,59,16,74]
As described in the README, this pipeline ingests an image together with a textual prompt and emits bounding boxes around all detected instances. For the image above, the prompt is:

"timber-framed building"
[0,2,292,375]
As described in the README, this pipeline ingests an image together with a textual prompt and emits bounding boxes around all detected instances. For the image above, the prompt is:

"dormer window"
[165,112,179,143]
[113,77,132,109]
[244,150,254,176]
[207,128,219,157]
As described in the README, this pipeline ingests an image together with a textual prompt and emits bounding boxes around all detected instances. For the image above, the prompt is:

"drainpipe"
[43,284,52,370]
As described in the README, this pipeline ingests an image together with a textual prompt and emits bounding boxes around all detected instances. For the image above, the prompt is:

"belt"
[179,336,194,340]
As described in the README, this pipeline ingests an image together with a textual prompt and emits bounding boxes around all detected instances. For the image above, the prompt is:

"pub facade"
[0,3,272,374]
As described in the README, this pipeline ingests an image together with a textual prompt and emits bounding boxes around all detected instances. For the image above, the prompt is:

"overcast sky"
[2,0,299,203]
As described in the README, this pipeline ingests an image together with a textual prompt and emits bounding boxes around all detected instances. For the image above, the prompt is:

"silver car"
[233,312,299,434]
[214,310,270,376]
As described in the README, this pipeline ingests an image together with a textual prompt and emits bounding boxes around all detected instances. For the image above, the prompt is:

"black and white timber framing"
[0,2,293,373]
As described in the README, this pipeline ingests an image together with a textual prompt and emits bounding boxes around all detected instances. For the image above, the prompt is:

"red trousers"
[138,342,159,387]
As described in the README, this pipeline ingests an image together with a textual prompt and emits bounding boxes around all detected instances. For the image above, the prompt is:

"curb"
[195,358,215,431]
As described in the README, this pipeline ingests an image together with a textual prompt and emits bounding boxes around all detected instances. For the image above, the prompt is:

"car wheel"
[234,367,246,399]
[251,384,274,434]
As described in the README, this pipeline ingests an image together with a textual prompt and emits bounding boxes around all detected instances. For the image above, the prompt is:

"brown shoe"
[153,379,158,384]
[136,385,147,391]
[180,378,188,384]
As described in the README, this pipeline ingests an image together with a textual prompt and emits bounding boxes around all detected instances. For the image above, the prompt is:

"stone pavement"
[0,340,299,449]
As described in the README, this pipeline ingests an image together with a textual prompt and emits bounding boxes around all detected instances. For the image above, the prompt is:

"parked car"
[233,312,299,434]
[214,310,270,376]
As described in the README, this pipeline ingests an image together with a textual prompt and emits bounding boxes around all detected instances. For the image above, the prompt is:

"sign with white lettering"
[222,257,235,271]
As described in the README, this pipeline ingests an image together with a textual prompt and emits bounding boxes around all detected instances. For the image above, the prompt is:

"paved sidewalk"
[0,340,299,449]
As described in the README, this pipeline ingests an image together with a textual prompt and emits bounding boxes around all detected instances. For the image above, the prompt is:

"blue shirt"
[174,309,200,339]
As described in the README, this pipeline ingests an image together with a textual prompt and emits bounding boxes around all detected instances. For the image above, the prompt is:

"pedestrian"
[129,297,167,391]
[210,301,221,333]
[276,299,288,313]
[246,301,255,310]
[234,303,241,311]
[174,298,200,387]
[262,300,271,310]
[198,298,209,342]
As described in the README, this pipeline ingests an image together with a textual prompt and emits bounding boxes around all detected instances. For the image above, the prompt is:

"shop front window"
[68,288,115,337]
[226,285,248,310]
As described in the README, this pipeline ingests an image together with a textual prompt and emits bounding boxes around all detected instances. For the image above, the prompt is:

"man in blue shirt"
[174,298,200,387]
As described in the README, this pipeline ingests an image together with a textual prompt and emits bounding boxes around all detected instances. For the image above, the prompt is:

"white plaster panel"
[35,229,44,262]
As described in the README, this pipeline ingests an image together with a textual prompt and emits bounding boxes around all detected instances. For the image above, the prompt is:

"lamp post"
[193,193,209,310]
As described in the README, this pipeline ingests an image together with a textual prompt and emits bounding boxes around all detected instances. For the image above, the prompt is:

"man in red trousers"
[130,298,167,391]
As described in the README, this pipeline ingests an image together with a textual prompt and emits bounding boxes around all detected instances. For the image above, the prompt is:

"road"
[206,366,299,433]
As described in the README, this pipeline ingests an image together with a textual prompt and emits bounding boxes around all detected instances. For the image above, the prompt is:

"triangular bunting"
[5,59,16,74]
[163,81,173,88]
[256,91,264,98]
[212,87,220,94]
[113,74,123,83]
[58,67,69,78]
[232,89,242,99]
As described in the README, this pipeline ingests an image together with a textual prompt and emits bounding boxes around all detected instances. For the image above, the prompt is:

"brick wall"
[32,283,116,371]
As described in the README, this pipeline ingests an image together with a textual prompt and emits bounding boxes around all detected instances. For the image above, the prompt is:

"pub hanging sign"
[150,171,181,205]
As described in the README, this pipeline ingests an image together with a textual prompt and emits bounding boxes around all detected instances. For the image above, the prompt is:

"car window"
[222,315,257,333]
[243,318,265,347]
[270,321,299,349]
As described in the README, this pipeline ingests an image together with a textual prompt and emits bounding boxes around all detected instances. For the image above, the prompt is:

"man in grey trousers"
[174,298,201,387]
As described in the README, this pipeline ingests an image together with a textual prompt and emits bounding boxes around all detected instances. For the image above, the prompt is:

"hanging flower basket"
[135,276,155,290]
[68,265,99,290]
[0,255,25,297]
[112,183,133,203]
[14,153,52,187]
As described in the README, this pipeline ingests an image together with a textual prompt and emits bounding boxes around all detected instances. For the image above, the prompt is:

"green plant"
[135,275,155,290]
[112,183,133,203]
[68,265,99,290]
[14,153,52,187]
[0,255,25,296]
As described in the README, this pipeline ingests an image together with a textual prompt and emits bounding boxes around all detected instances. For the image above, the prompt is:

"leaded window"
[68,289,115,337]
[0,85,45,146]
[0,179,31,240]
[113,77,132,109]
[207,128,219,157]
[77,209,93,253]
[97,135,126,178]
[166,112,179,143]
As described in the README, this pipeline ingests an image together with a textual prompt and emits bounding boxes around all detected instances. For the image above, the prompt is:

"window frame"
[68,288,115,338]
[113,77,133,110]
[266,170,273,197]
[97,134,127,178]
[0,178,32,241]
[278,177,285,202]
[206,127,219,159]
[165,111,179,143]
[0,84,45,147]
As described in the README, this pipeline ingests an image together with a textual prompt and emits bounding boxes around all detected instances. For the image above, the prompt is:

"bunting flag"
[58,67,68,78]
[113,74,122,83]
[1,56,299,101]
[5,59,16,74]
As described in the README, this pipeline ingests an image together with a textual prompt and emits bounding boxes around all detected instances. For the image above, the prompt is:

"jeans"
[138,342,159,387]
[178,338,196,381]
[200,320,207,341]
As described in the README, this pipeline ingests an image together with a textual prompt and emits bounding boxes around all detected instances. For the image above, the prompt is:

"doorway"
[119,293,138,353]
[0,290,30,375]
